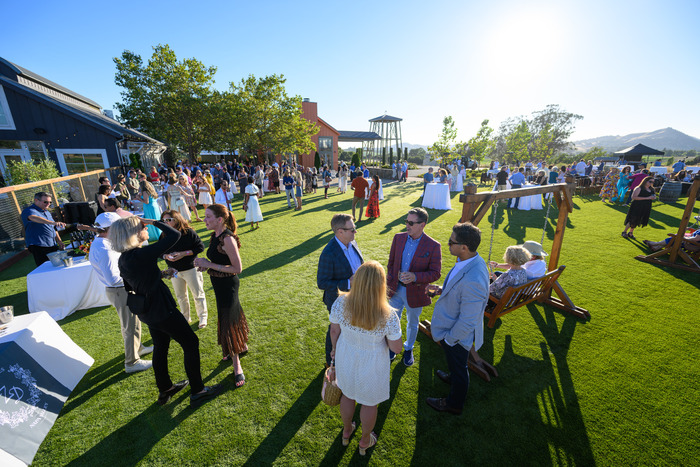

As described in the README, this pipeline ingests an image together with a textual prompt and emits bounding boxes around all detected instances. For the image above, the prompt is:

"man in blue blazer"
[425,222,489,415]
[317,213,364,367]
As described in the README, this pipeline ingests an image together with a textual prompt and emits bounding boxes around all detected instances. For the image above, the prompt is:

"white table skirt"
[649,166,668,175]
[26,259,110,321]
[492,182,544,210]
[422,183,452,210]
[365,179,384,200]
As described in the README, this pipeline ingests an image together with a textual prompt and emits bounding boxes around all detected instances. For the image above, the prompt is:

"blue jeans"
[442,341,469,410]
[285,188,294,207]
[389,285,423,351]
[510,184,521,209]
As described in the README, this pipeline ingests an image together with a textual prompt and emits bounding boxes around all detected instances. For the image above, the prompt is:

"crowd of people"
[17,153,696,455]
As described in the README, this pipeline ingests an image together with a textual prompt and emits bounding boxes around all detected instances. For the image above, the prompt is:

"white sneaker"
[125,359,153,374]
[138,346,154,357]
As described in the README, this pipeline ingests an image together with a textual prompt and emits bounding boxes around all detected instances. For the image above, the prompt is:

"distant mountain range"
[573,128,700,152]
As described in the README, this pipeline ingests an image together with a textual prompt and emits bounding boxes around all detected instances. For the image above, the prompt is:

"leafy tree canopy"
[114,44,219,161]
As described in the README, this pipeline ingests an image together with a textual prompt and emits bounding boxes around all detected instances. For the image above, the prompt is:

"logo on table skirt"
[0,364,44,429]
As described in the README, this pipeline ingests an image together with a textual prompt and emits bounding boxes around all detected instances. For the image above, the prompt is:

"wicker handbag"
[321,365,342,406]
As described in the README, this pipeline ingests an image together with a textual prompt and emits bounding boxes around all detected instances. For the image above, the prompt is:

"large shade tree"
[114,44,219,162]
[227,74,317,162]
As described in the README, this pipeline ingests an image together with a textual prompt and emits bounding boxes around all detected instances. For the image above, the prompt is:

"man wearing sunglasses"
[424,222,489,415]
[21,191,66,266]
[386,208,441,366]
[317,213,364,367]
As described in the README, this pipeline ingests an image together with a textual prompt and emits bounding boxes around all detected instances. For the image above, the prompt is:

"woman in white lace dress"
[329,261,402,456]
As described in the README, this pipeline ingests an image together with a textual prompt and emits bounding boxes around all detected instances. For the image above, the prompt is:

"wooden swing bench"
[484,266,565,328]
[418,180,591,382]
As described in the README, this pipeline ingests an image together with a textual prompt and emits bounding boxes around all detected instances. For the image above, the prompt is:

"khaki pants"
[105,286,143,365]
[352,196,365,220]
[172,267,208,325]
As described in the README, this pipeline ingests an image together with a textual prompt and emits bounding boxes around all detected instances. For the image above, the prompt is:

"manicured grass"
[2,181,698,465]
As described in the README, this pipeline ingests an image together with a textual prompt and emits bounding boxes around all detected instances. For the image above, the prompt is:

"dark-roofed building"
[0,57,165,185]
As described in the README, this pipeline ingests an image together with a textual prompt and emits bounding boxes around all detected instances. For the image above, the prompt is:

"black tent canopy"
[614,143,665,161]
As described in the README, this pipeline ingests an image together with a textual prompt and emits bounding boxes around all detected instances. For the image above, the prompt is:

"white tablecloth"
[366,179,384,200]
[0,312,93,466]
[492,182,544,210]
[26,259,110,321]
[422,183,452,210]
[649,166,668,175]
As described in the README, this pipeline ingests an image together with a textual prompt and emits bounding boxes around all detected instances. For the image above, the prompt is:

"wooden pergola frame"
[458,180,589,320]
[635,176,700,273]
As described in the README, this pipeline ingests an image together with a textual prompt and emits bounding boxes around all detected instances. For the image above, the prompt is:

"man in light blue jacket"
[425,222,489,415]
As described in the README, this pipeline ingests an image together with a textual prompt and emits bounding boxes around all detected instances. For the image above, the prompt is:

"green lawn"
[2,181,698,466]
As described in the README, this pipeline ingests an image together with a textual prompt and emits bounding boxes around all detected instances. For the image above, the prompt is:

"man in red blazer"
[387,207,442,366]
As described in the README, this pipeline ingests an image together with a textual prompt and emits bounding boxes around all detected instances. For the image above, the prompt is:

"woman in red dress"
[365,175,381,219]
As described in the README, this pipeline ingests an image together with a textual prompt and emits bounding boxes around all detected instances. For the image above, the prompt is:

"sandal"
[234,373,245,388]
[222,354,230,362]
[628,234,636,240]
[358,432,377,456]
[342,422,356,447]
[621,232,628,238]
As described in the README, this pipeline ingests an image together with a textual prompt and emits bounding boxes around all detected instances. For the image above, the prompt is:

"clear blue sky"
[3,0,699,147]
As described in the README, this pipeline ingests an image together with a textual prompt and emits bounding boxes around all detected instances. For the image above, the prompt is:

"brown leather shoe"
[436,369,451,385]
[426,397,462,415]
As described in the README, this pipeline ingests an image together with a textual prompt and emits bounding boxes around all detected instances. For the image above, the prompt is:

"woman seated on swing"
[487,245,530,299]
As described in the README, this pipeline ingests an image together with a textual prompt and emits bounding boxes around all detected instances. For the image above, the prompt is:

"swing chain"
[487,199,499,273]
[541,194,554,244]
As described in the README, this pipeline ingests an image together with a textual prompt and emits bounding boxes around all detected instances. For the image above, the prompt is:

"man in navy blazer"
[317,213,364,367]
[387,207,441,366]
[425,222,489,415]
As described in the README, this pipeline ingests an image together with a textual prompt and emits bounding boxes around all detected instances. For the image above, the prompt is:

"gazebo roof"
[369,114,402,122]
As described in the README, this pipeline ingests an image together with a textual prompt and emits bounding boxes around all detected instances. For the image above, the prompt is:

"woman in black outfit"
[194,204,248,388]
[160,210,209,329]
[110,216,222,405]
[622,176,656,240]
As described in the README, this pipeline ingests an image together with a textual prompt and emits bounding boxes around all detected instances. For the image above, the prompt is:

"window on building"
[25,141,48,162]
[0,86,16,130]
[319,137,332,150]
[55,149,109,175]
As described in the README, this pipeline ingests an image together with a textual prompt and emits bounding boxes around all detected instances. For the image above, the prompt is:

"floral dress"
[489,268,528,299]
[599,172,619,201]
[365,184,380,219]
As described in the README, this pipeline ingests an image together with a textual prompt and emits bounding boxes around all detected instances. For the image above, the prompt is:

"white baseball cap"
[94,212,121,228]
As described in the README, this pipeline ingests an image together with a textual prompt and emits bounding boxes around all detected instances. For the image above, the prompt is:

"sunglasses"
[405,219,423,226]
[339,227,357,233]
[448,239,467,246]
[162,218,174,222]
[41,200,51,205]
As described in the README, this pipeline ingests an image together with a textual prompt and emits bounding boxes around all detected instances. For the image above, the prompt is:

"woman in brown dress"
[193,204,248,387]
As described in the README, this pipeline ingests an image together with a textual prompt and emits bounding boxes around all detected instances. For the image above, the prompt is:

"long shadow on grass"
[239,231,333,280]
[242,371,324,466]
[314,359,408,465]
[67,398,199,466]
[411,304,594,465]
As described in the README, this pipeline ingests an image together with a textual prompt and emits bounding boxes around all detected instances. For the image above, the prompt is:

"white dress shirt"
[89,237,123,288]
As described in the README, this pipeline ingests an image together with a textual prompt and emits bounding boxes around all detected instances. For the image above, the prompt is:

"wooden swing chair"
[419,178,590,381]
[635,175,700,273]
